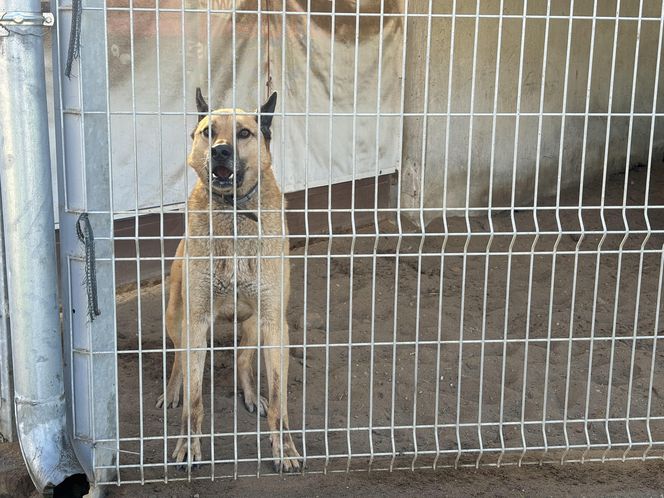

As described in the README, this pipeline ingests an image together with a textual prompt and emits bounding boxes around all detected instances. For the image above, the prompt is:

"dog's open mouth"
[211,164,242,189]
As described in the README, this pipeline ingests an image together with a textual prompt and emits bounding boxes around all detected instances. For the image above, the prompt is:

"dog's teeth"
[229,173,234,180]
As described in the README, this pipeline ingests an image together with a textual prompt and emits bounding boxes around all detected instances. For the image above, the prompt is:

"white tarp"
[104,0,404,212]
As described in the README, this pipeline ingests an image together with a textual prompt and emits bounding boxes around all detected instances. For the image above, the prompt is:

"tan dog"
[156,89,300,472]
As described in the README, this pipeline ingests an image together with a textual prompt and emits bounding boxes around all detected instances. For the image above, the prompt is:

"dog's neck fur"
[210,181,258,222]
[220,182,258,221]
[191,169,280,223]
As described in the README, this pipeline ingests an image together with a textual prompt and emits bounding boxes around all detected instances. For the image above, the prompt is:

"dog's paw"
[172,435,202,470]
[156,390,181,409]
[242,392,268,417]
[270,434,301,473]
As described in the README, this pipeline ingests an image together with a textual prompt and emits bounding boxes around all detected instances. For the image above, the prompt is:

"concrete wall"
[400,0,664,224]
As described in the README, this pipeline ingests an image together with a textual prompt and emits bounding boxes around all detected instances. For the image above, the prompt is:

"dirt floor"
[104,461,664,497]
[2,442,663,497]
[106,163,664,488]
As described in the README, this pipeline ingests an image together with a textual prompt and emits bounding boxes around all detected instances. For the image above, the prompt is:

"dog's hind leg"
[238,314,268,417]
[262,313,301,472]
[156,240,184,409]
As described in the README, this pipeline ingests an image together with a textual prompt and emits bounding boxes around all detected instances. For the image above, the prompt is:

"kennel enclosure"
[0,0,663,492]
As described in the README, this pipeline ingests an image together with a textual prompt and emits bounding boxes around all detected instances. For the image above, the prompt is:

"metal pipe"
[0,0,83,491]
[0,185,15,443]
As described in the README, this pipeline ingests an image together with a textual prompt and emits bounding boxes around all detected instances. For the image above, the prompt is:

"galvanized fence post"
[0,183,16,443]
[0,0,83,492]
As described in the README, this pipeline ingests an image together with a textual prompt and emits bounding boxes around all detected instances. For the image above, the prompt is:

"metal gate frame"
[50,0,119,487]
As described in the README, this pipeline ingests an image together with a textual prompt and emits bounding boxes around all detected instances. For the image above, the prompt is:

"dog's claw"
[273,458,301,473]
[173,436,202,468]
[176,462,201,472]
[243,393,268,417]
[271,434,302,473]
[156,391,181,409]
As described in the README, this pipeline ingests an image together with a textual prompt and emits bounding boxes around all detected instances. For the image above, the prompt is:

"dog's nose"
[211,143,233,161]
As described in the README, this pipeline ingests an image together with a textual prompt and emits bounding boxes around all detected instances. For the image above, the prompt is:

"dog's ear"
[256,92,277,140]
[195,87,209,123]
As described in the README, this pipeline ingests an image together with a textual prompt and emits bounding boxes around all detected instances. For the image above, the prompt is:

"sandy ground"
[105,461,664,497]
[105,164,664,489]
[2,441,663,497]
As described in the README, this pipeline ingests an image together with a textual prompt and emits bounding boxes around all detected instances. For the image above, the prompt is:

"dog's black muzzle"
[210,144,244,189]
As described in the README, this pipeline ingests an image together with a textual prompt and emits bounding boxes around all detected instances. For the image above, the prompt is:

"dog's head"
[188,89,277,196]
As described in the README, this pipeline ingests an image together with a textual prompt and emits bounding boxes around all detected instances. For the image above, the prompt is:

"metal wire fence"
[51,0,664,486]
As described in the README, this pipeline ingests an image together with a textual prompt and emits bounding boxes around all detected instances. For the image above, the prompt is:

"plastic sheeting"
[105,0,403,212]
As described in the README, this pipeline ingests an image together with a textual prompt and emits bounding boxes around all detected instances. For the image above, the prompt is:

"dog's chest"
[210,257,258,298]
[186,206,285,300]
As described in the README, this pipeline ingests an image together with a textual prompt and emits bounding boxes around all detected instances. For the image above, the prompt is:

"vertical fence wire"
[179,0,192,480]
[126,0,146,481]
[619,0,645,462]
[155,0,169,481]
[579,0,600,463]
[255,0,264,478]
[411,0,434,471]
[641,0,664,463]
[510,0,529,467]
[323,0,336,474]
[549,0,576,463]
[432,0,457,471]
[542,0,576,459]
[368,0,387,472]
[486,0,504,468]
[301,0,312,473]
[344,0,362,474]
[601,0,626,463]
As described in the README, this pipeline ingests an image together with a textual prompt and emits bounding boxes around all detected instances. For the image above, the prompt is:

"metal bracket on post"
[0,10,54,36]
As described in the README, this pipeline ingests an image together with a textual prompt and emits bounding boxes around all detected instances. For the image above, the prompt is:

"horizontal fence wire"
[55,0,664,486]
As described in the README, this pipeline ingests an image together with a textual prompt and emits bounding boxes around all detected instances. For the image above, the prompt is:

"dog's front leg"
[172,315,208,466]
[262,311,301,472]
[156,252,184,409]
[239,314,268,416]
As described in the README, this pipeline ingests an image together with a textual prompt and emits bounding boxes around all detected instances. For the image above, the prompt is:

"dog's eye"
[238,128,251,139]
[201,126,210,138]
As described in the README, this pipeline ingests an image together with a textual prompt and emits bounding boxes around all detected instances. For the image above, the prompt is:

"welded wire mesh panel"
[54,0,664,486]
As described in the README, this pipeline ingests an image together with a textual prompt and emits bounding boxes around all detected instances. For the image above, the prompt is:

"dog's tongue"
[213,165,233,179]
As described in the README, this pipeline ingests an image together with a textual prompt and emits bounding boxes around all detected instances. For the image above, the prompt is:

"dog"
[156,89,301,472]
